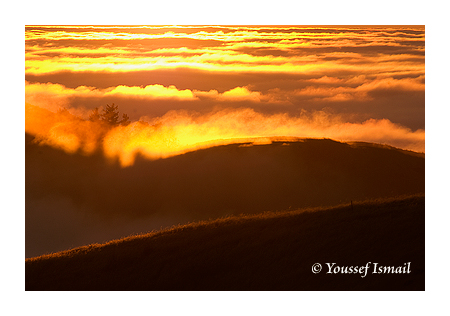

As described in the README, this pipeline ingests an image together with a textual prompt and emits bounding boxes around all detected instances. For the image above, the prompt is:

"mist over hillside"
[26,194,425,291]
[26,134,424,258]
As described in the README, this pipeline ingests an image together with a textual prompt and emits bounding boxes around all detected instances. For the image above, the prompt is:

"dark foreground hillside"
[26,134,425,258]
[26,194,425,291]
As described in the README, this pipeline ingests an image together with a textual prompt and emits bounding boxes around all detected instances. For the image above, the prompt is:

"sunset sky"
[25,25,425,166]
[11,0,450,309]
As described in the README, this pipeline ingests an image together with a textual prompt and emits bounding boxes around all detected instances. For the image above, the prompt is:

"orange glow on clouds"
[25,25,425,166]
[25,54,334,75]
[25,81,271,109]
[25,25,424,75]
[26,104,424,167]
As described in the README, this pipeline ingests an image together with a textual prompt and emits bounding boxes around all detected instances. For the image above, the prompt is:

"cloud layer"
[26,103,424,167]
[25,25,425,162]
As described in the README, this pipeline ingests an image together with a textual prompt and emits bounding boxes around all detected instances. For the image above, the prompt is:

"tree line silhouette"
[89,103,130,127]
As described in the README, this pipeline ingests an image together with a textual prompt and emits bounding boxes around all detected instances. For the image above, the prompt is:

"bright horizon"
[25,25,425,166]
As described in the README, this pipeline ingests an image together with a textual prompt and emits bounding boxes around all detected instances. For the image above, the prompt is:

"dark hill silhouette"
[26,133,424,257]
[26,194,425,290]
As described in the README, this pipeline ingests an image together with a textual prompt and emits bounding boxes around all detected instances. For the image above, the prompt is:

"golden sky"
[25,25,425,166]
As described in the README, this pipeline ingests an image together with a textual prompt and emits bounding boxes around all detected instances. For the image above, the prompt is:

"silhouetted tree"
[89,107,101,122]
[88,103,131,127]
[120,113,131,126]
[101,103,120,126]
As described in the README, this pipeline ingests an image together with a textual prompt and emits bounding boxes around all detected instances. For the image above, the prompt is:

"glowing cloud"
[25,26,425,166]
[105,84,197,100]
[26,104,424,167]
[194,86,263,102]
[25,25,424,76]
[25,81,198,114]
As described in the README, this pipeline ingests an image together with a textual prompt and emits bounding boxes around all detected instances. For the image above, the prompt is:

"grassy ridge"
[26,135,425,257]
[26,194,425,291]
